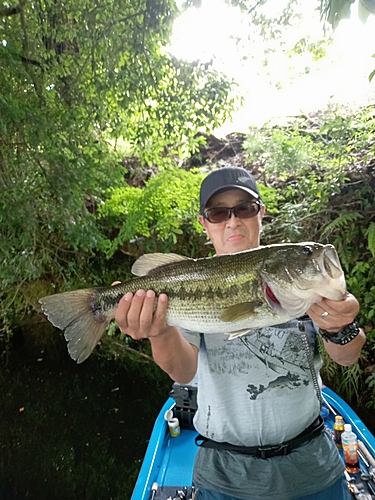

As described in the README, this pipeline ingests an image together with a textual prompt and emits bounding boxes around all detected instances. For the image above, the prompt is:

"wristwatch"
[319,320,360,345]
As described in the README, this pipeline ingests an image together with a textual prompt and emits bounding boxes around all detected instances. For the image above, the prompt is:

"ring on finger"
[321,311,329,319]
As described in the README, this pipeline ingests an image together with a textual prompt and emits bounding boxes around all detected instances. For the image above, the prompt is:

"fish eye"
[302,245,313,256]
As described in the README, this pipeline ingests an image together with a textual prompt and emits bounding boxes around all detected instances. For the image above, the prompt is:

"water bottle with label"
[341,423,359,473]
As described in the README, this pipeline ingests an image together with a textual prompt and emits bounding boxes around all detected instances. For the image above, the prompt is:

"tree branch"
[112,341,154,362]
[0,5,22,17]
[19,54,43,68]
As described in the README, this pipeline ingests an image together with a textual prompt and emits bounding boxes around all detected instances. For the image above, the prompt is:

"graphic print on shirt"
[204,322,319,400]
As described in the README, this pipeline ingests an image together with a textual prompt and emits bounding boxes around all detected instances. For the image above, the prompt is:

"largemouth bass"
[39,242,346,363]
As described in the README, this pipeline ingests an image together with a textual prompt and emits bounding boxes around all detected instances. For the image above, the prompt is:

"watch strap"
[319,320,360,345]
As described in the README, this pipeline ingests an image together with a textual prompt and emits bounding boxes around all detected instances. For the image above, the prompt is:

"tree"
[319,0,375,80]
[0,0,235,325]
[320,0,375,28]
[226,0,375,81]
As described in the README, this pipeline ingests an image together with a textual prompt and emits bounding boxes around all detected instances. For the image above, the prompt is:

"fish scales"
[95,252,263,331]
[39,242,347,363]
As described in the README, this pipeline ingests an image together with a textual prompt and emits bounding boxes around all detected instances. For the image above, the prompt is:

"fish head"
[260,242,346,317]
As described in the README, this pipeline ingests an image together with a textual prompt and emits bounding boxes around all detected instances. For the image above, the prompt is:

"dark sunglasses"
[203,201,262,224]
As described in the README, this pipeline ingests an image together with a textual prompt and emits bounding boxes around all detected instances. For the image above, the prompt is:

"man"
[115,167,365,499]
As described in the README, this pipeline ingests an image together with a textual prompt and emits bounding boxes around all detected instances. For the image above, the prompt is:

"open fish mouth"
[323,245,344,279]
[265,283,281,306]
[283,244,344,290]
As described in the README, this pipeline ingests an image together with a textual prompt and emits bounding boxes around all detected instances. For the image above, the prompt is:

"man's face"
[198,189,265,256]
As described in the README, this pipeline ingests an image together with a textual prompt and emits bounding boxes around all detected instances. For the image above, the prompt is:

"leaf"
[366,222,375,258]
[327,0,355,29]
[321,212,363,238]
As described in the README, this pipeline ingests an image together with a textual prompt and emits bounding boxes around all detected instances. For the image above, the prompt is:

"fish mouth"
[323,244,344,279]
[265,283,281,307]
[284,244,343,288]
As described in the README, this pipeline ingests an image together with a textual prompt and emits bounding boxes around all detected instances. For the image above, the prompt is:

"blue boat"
[132,384,375,500]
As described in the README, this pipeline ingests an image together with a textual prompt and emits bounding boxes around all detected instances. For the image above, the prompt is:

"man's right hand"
[114,289,170,340]
[112,284,198,384]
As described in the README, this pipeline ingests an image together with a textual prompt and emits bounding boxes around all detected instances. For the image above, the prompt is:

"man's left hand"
[307,292,360,333]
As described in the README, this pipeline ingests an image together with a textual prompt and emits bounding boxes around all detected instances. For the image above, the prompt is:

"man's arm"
[307,292,366,366]
[114,289,198,384]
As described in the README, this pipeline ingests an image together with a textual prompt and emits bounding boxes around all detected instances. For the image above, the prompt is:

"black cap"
[200,167,260,214]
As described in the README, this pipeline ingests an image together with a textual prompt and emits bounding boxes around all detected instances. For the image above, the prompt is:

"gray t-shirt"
[181,318,345,499]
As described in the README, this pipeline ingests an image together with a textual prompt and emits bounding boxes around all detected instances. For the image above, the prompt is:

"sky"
[169,0,375,136]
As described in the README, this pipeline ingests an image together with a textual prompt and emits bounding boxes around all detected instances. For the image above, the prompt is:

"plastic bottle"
[164,409,181,437]
[333,415,345,450]
[341,423,359,473]
[167,417,181,437]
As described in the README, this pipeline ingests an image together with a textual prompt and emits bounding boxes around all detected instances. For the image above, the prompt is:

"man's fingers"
[138,290,156,330]
[115,289,168,338]
[114,292,133,331]
[127,289,146,329]
[307,293,359,331]
[154,293,169,324]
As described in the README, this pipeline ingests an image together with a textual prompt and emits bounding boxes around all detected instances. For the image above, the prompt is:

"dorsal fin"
[131,253,191,276]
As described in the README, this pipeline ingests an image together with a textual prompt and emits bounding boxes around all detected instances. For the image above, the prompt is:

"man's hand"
[114,288,169,339]
[307,292,360,333]
[112,283,198,383]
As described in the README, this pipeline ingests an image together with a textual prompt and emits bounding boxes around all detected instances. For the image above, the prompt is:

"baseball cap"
[199,167,261,214]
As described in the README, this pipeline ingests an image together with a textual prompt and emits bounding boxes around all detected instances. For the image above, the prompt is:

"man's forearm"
[149,327,198,384]
[323,329,366,366]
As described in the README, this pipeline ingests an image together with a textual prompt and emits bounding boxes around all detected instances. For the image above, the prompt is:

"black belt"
[195,416,324,459]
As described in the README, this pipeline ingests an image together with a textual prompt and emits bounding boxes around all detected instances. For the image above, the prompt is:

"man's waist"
[195,415,325,459]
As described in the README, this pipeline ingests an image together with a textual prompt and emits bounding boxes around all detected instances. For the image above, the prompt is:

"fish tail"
[39,288,111,364]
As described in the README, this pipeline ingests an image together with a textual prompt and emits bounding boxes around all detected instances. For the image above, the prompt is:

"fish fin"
[131,252,191,276]
[39,289,111,364]
[220,301,262,323]
[227,329,252,340]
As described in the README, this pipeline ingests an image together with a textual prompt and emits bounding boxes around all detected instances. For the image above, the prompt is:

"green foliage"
[366,222,375,258]
[320,0,355,29]
[98,168,207,257]
[0,0,235,330]
[321,213,364,247]
[365,372,375,409]
[319,0,375,81]
[257,184,280,214]
[117,57,237,166]
[289,38,329,62]
[244,127,316,181]
[320,0,375,28]
[370,54,375,82]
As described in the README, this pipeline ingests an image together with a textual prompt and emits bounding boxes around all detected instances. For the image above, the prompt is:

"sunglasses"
[203,201,262,224]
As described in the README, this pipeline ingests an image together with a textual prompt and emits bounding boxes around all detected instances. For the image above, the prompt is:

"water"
[1,331,374,500]
[0,332,170,500]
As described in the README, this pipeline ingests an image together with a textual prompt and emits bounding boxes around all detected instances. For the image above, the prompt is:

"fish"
[39,242,346,363]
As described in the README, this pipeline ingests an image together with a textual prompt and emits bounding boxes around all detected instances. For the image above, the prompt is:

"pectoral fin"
[227,329,252,340]
[220,301,262,323]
